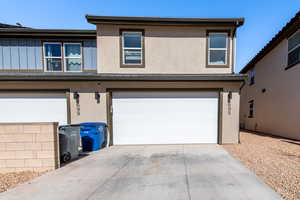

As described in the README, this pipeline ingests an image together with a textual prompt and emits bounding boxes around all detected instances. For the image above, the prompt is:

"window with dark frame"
[43,42,82,72]
[207,32,229,66]
[287,30,300,68]
[121,31,143,66]
[249,70,255,85]
[248,100,254,118]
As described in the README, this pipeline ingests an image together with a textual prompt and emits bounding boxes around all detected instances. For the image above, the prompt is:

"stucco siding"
[97,24,234,74]
[240,39,300,140]
[0,80,242,144]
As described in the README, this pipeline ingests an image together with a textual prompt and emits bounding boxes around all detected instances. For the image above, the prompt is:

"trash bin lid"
[80,122,107,127]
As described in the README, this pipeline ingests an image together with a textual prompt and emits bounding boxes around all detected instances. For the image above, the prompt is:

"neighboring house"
[240,11,300,140]
[0,22,27,28]
[0,15,245,145]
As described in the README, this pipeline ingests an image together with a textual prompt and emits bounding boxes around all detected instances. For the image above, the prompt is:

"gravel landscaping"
[0,171,43,193]
[223,131,300,200]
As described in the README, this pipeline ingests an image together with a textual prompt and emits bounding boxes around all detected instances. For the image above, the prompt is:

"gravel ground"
[223,131,300,200]
[0,171,43,193]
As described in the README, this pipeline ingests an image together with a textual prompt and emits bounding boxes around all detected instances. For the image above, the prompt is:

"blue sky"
[0,0,299,72]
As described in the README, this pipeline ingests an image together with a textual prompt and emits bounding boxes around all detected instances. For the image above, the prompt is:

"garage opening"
[0,93,68,125]
[112,91,219,145]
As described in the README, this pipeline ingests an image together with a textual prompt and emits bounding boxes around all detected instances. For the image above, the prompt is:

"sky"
[0,0,299,72]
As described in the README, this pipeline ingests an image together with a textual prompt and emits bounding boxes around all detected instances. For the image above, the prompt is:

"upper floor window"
[248,100,254,118]
[43,42,82,72]
[207,32,229,66]
[248,70,255,85]
[287,30,300,68]
[121,30,144,67]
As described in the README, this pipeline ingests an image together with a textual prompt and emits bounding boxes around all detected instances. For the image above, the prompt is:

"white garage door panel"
[0,93,67,125]
[112,91,218,145]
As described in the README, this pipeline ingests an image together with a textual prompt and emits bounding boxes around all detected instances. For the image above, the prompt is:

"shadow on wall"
[240,129,300,142]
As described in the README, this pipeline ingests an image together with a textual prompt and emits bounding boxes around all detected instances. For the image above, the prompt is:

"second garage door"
[0,93,68,125]
[112,91,219,145]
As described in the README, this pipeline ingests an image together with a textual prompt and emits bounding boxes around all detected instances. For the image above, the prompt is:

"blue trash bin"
[80,122,107,152]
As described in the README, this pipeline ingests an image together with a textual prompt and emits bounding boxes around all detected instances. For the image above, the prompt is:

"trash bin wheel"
[61,152,71,163]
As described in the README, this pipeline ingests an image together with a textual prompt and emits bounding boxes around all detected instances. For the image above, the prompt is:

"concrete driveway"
[0,145,281,200]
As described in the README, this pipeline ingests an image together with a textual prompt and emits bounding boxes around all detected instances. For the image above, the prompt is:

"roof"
[0,28,96,38]
[0,72,246,82]
[240,11,300,73]
[86,15,244,27]
[0,23,27,28]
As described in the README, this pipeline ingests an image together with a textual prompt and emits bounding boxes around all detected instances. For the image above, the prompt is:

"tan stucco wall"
[0,80,242,144]
[240,39,300,140]
[221,89,240,144]
[97,24,234,74]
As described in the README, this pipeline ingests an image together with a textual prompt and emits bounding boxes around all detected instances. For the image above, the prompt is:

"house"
[240,11,300,140]
[0,15,245,145]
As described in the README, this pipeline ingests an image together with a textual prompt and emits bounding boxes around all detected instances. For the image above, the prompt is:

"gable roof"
[86,15,244,27]
[240,11,300,73]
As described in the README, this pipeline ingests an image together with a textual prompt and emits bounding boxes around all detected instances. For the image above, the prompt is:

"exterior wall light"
[73,92,80,104]
[95,92,100,103]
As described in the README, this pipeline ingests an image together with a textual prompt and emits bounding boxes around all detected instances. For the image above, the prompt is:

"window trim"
[43,42,63,72]
[42,41,83,72]
[119,29,145,68]
[285,29,300,70]
[206,30,231,68]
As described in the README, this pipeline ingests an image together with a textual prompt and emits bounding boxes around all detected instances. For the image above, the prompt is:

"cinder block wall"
[0,122,60,173]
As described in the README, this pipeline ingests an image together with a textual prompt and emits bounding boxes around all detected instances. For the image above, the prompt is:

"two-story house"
[0,15,245,145]
[240,11,300,141]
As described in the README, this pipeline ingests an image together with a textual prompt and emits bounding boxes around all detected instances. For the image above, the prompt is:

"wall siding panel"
[2,40,11,70]
[0,38,96,72]
[0,41,3,69]
[10,40,20,69]
[19,39,28,70]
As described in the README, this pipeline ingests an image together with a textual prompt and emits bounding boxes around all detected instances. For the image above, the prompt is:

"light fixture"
[95,92,100,103]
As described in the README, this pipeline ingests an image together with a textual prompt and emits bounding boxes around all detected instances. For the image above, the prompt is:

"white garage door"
[112,91,219,145]
[0,93,68,125]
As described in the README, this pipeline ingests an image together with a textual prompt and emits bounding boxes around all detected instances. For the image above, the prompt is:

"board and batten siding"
[0,38,97,71]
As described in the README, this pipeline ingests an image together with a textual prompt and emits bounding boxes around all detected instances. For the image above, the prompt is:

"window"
[208,32,228,66]
[44,43,62,71]
[249,70,255,85]
[121,31,143,66]
[64,43,82,72]
[287,30,300,68]
[248,100,254,118]
[43,42,82,72]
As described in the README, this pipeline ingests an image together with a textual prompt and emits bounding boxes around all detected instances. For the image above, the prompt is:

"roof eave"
[240,11,300,73]
[0,73,247,82]
[86,15,244,27]
[0,29,96,38]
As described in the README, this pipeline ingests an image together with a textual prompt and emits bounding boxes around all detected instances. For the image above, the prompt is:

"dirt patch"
[0,171,44,193]
[223,131,300,200]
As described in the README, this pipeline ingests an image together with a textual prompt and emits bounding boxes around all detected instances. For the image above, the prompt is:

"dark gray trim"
[119,29,145,68]
[240,11,300,73]
[86,15,244,27]
[206,30,231,69]
[0,28,96,38]
[0,72,247,81]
